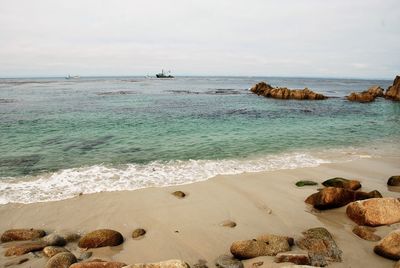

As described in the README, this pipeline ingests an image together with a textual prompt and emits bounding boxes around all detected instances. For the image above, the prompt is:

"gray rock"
[42,233,67,246]
[215,255,243,268]
[78,251,93,260]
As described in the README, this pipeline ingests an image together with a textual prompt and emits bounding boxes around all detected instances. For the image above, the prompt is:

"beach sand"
[0,156,399,267]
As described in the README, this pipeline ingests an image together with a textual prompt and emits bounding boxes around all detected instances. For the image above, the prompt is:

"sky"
[0,0,399,79]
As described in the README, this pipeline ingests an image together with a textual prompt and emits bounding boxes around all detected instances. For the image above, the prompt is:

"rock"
[296,227,342,262]
[132,228,146,239]
[230,234,291,259]
[215,255,243,268]
[123,259,189,268]
[346,198,400,226]
[388,176,400,186]
[220,220,237,228]
[274,252,311,265]
[70,261,127,268]
[250,82,326,100]
[1,228,46,242]
[374,230,400,260]
[257,234,294,247]
[78,229,123,248]
[192,259,208,268]
[385,75,400,101]
[42,233,67,246]
[295,180,318,187]
[352,226,381,241]
[172,191,186,198]
[79,251,93,260]
[43,246,69,258]
[305,187,381,210]
[5,242,46,256]
[56,231,81,242]
[45,252,77,268]
[321,177,361,190]
[3,257,29,267]
[347,86,384,103]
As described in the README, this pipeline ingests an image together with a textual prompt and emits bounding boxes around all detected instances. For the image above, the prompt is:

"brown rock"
[3,257,29,267]
[230,234,291,259]
[1,228,46,242]
[274,252,311,265]
[322,177,361,190]
[352,226,381,241]
[388,176,400,186]
[220,220,237,228]
[122,259,189,268]
[78,229,123,248]
[70,261,127,268]
[172,191,186,198]
[374,230,400,260]
[346,198,400,226]
[296,227,342,262]
[43,246,69,258]
[395,260,400,268]
[385,75,400,101]
[346,86,384,103]
[257,234,294,247]
[5,242,46,256]
[132,228,146,239]
[250,82,326,100]
[45,252,77,268]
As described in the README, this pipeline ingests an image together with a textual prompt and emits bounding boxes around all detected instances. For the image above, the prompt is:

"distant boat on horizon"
[156,69,174,79]
[65,75,80,79]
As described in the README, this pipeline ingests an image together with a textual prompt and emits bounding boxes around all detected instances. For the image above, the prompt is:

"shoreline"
[0,156,399,267]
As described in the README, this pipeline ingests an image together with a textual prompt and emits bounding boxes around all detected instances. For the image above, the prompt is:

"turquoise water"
[0,76,399,203]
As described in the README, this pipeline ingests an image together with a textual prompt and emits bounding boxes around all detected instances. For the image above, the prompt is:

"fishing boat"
[156,69,174,78]
[65,75,80,79]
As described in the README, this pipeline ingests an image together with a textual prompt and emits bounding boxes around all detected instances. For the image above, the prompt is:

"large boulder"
[346,85,384,103]
[322,177,361,190]
[305,187,381,210]
[346,198,400,226]
[78,229,123,248]
[123,260,190,268]
[1,228,46,242]
[70,261,127,268]
[230,234,291,259]
[45,252,77,268]
[250,82,326,100]
[385,76,400,101]
[388,176,400,186]
[5,242,46,256]
[374,230,400,260]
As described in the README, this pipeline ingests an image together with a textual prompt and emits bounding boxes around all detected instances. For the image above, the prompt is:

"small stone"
[5,242,46,256]
[78,229,123,248]
[251,262,263,267]
[193,259,208,268]
[43,246,69,258]
[42,233,67,246]
[45,252,77,268]
[352,226,381,241]
[295,180,318,187]
[374,230,400,260]
[70,261,127,268]
[79,251,93,260]
[388,176,400,186]
[132,228,146,239]
[122,259,189,268]
[322,177,361,190]
[274,252,311,265]
[215,255,243,268]
[56,231,81,242]
[172,191,186,198]
[1,229,46,242]
[220,220,237,228]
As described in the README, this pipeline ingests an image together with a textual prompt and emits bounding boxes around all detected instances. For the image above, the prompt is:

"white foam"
[0,152,329,204]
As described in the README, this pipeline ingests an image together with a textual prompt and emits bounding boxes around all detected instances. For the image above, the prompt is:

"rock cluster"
[250,82,326,100]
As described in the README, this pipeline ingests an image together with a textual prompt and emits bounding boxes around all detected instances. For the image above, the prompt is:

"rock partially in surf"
[295,180,318,187]
[5,242,46,256]
[388,176,400,186]
[352,226,381,241]
[42,233,67,246]
[132,228,146,239]
[347,86,384,103]
[123,259,189,268]
[78,229,123,248]
[70,261,127,268]
[321,177,361,190]
[346,198,400,226]
[1,229,46,242]
[220,220,237,228]
[250,82,326,100]
[374,230,400,260]
[215,254,243,268]
[56,231,81,242]
[43,246,69,258]
[274,252,311,265]
[385,75,400,101]
[45,252,77,268]
[172,191,186,199]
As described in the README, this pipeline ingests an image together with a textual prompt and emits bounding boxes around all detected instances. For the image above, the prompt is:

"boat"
[65,75,80,79]
[156,69,174,78]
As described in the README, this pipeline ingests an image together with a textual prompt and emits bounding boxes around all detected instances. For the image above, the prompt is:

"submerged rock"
[295,180,318,187]
[56,231,81,242]
[347,86,384,103]
[274,252,311,265]
[385,75,400,101]
[352,226,381,241]
[346,198,400,226]
[215,255,243,268]
[42,233,67,246]
[132,228,146,239]
[78,229,123,248]
[250,82,326,100]
[220,220,237,228]
[43,246,69,258]
[374,230,400,260]
[1,228,46,242]
[124,259,189,268]
[79,251,93,260]
[388,176,400,186]
[321,177,361,190]
[5,242,46,256]
[45,252,77,268]
[172,191,186,198]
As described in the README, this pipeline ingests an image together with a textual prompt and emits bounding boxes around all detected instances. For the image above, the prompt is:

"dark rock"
[388,176,400,186]
[274,252,311,265]
[346,198,400,226]
[385,75,400,101]
[347,86,384,103]
[250,82,326,100]
[70,261,127,268]
[42,233,67,246]
[374,230,400,260]
[43,246,69,258]
[220,220,237,228]
[45,252,77,268]
[172,191,186,198]
[5,242,46,256]
[215,255,243,268]
[322,177,361,190]
[132,228,146,239]
[78,229,123,248]
[352,226,381,241]
[295,180,318,187]
[1,228,46,242]
[296,227,342,262]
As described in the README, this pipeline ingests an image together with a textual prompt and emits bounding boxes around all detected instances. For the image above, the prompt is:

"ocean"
[0,76,399,204]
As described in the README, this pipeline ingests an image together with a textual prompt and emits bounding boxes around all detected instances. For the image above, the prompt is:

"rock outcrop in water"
[346,85,384,103]
[385,75,400,101]
[250,82,326,100]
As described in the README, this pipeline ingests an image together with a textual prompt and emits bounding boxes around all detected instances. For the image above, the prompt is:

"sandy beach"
[0,156,399,267]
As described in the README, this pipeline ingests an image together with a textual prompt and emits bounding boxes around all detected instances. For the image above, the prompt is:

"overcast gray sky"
[0,0,399,78]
